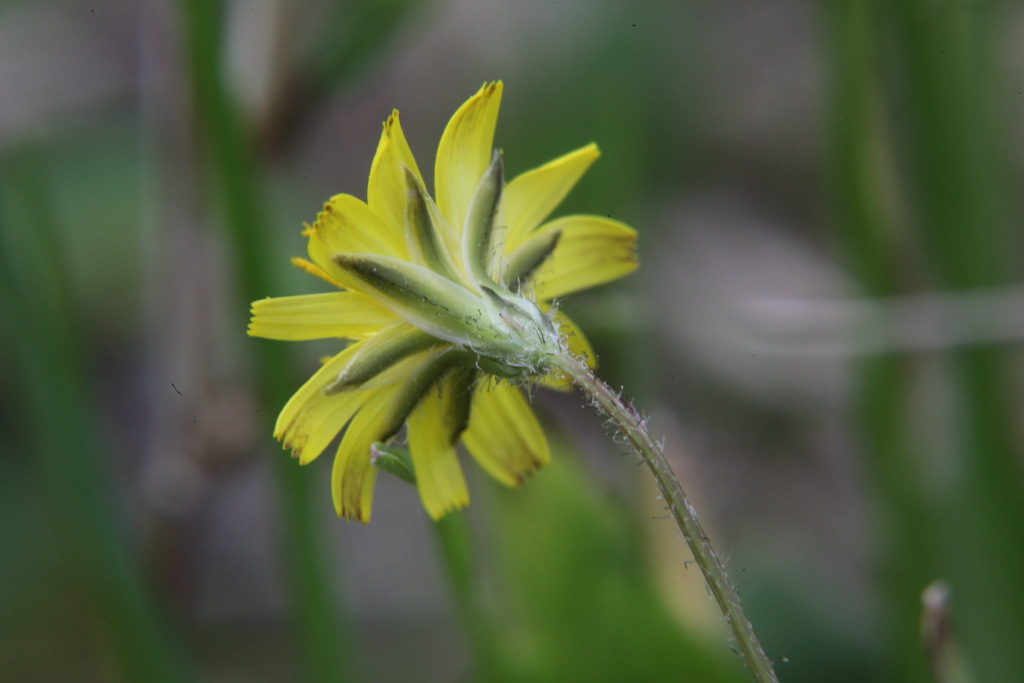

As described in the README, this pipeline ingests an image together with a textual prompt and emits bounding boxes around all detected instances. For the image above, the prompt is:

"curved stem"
[554,352,778,683]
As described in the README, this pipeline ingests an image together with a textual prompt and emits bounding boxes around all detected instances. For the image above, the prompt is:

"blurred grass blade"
[0,150,189,681]
[179,1,352,680]
[307,0,423,94]
[431,512,505,680]
[824,3,939,679]
[888,3,1024,680]
[827,2,1024,680]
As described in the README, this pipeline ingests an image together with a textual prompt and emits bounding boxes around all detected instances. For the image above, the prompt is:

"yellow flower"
[249,82,636,522]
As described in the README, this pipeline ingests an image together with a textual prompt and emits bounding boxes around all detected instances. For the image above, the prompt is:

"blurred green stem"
[888,2,1024,680]
[178,2,350,680]
[825,3,938,678]
[432,512,501,678]
[555,352,778,682]
[0,153,187,680]
[828,1,1024,680]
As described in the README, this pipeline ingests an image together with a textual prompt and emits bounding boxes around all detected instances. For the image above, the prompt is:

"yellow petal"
[557,309,596,367]
[308,194,407,274]
[527,216,637,300]
[540,309,596,390]
[408,374,470,519]
[248,291,396,341]
[503,143,600,250]
[274,343,366,464]
[462,381,550,487]
[330,348,451,522]
[291,256,346,289]
[331,383,404,522]
[274,337,425,462]
[434,82,503,238]
[368,110,424,238]
[289,391,367,466]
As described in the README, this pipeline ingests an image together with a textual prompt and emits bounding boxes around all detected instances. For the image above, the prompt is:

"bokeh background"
[2,1,1023,681]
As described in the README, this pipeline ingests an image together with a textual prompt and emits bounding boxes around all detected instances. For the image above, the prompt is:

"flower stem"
[555,352,778,682]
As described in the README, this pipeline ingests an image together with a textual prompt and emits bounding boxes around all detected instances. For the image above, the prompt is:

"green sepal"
[332,252,489,348]
[377,347,474,439]
[480,285,557,341]
[370,442,417,485]
[403,167,461,283]
[475,356,529,379]
[324,324,443,394]
[444,367,476,441]
[370,365,477,487]
[477,285,562,373]
[502,227,562,290]
[462,149,504,289]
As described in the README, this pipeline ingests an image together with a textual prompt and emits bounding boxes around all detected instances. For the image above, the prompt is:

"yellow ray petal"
[462,381,549,487]
[556,309,596,366]
[434,82,502,238]
[331,384,403,522]
[276,343,361,439]
[526,216,637,300]
[539,309,596,390]
[308,193,407,267]
[503,143,600,250]
[331,348,453,522]
[274,343,365,463]
[274,336,424,457]
[288,390,367,466]
[368,110,424,238]
[248,291,397,341]
[290,256,346,289]
[408,374,470,520]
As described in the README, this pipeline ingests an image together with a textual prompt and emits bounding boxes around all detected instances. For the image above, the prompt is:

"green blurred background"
[2,0,1023,681]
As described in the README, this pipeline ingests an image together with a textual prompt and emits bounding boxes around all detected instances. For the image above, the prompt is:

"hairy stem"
[555,351,778,682]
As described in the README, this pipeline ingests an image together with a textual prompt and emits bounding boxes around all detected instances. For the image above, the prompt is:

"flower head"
[249,82,636,521]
